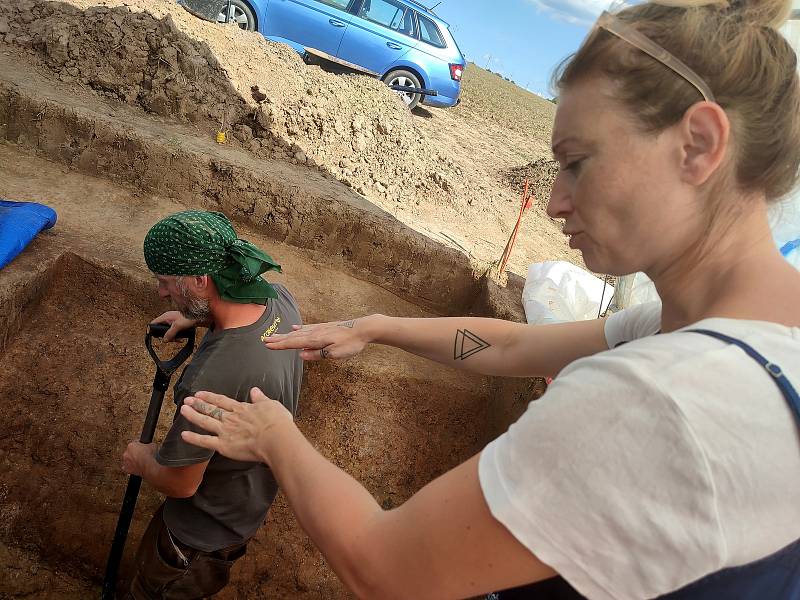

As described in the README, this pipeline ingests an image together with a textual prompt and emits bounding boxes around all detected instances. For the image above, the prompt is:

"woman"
[174,1,800,597]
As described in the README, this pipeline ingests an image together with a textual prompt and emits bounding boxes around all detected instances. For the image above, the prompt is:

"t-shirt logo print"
[261,316,282,343]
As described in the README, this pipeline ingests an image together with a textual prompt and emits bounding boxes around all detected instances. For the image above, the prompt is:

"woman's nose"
[547,172,573,219]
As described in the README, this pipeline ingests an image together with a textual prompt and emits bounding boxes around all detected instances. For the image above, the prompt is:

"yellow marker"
[215,131,227,144]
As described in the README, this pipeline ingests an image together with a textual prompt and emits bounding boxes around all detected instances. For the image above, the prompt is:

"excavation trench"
[0,245,534,598]
[0,3,542,590]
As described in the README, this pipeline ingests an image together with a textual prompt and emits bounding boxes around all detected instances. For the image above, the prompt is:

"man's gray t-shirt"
[155,283,302,551]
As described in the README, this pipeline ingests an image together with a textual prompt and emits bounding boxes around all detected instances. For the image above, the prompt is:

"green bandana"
[143,210,282,304]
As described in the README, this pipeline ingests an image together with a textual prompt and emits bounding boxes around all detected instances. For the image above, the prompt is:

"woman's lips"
[565,231,584,249]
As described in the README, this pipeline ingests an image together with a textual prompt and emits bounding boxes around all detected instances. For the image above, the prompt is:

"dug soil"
[0,144,500,598]
[0,0,581,276]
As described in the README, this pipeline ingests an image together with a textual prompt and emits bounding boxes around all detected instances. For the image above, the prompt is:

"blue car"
[194,0,465,109]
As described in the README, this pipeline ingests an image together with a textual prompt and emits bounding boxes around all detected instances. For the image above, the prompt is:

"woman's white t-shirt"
[479,302,800,599]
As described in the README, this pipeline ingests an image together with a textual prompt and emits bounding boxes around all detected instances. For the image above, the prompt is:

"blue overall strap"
[689,328,800,427]
[655,329,800,600]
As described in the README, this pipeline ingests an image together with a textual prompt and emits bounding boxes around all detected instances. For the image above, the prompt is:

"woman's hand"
[265,316,375,361]
[180,388,295,464]
[150,311,199,342]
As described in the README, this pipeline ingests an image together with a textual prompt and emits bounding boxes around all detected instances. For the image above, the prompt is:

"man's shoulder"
[195,313,298,377]
[271,283,300,311]
[268,283,303,332]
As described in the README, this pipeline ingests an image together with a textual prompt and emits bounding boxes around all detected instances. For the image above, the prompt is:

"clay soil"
[0,253,494,599]
[0,146,498,598]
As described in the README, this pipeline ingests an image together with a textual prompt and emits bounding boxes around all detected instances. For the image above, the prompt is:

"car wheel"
[217,0,256,31]
[383,69,423,110]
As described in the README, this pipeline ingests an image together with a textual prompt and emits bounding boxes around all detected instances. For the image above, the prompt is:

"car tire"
[383,69,423,110]
[217,0,257,31]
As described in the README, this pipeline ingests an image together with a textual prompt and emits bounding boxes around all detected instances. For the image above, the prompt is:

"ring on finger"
[320,347,330,359]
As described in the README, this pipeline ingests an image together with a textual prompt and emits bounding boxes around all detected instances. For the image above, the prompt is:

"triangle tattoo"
[454,329,491,360]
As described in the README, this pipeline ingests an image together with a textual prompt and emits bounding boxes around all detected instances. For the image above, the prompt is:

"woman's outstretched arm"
[266,314,608,378]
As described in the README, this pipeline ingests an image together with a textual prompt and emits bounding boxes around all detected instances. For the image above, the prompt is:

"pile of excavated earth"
[503,158,560,211]
[0,0,581,274]
[2,0,468,206]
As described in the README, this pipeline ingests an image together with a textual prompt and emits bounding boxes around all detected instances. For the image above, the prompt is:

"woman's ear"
[678,101,730,187]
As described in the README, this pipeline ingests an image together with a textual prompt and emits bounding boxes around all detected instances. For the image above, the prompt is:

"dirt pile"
[503,158,560,208]
[1,0,460,205]
[1,0,580,278]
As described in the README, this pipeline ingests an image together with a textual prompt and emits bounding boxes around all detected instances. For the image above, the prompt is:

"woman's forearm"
[261,425,387,597]
[261,423,552,599]
[362,314,608,378]
[365,314,517,372]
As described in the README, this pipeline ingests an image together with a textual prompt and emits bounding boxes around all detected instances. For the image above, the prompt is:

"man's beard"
[174,277,211,322]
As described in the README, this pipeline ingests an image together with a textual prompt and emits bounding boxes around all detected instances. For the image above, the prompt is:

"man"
[121,210,303,599]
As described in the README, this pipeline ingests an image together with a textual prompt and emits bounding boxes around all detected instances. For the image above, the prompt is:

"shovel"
[101,322,196,599]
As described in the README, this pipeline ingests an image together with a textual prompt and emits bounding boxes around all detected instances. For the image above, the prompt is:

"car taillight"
[449,63,464,82]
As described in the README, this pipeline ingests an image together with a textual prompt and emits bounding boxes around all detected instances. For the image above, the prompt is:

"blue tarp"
[0,200,58,270]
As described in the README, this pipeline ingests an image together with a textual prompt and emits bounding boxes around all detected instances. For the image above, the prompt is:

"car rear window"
[417,13,446,48]
[358,0,416,37]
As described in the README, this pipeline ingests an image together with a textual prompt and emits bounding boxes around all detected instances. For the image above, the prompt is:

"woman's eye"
[564,158,584,173]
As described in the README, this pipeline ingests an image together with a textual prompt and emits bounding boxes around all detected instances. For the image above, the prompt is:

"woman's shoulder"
[483,336,725,599]
[595,313,797,382]
[604,301,662,348]
[550,317,800,460]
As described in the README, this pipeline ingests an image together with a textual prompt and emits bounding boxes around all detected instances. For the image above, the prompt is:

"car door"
[336,0,419,75]
[264,0,355,56]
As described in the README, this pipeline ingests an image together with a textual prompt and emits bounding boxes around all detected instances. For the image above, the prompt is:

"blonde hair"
[555,0,800,201]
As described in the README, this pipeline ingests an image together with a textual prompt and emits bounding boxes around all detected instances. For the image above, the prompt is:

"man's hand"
[150,311,198,342]
[122,441,157,477]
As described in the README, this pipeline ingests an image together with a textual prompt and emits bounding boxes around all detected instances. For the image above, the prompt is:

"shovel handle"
[101,475,142,599]
[147,322,193,340]
[145,325,196,381]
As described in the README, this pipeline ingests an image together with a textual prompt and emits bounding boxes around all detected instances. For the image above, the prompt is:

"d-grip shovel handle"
[145,323,196,379]
[147,322,193,340]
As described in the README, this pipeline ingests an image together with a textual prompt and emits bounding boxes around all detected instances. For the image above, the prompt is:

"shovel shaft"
[101,379,168,599]
[143,370,172,436]
[101,475,142,599]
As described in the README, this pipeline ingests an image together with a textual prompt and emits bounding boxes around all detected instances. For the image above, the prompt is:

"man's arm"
[123,442,209,498]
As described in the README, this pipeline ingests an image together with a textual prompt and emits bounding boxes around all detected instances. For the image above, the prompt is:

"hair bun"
[729,0,792,29]
[654,1,792,29]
